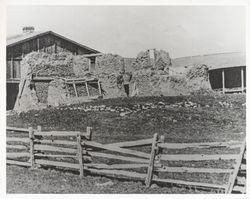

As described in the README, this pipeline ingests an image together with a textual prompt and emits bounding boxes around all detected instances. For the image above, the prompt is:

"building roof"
[172,52,246,71]
[7,31,100,53]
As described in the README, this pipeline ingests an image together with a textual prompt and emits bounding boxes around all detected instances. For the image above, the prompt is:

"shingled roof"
[7,31,100,53]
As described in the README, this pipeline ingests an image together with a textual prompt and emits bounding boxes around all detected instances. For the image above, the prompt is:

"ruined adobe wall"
[14,52,98,112]
[95,54,127,98]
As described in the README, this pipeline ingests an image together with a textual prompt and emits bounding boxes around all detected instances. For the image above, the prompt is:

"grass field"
[6,94,246,193]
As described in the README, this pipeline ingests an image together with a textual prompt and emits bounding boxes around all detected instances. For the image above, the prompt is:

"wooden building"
[7,26,100,110]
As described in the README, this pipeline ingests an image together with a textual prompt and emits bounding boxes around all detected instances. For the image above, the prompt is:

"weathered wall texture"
[95,54,127,98]
[14,52,99,112]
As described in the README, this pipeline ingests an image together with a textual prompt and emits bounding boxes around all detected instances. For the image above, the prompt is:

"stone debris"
[58,100,202,117]
[218,101,233,107]
[95,181,114,187]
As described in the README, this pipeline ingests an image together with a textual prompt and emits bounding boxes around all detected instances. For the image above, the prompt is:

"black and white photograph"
[2,0,248,195]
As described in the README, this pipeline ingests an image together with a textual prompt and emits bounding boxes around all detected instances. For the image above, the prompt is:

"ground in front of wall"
[6,94,246,193]
[7,165,211,194]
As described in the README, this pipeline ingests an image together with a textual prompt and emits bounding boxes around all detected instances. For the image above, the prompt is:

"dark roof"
[172,52,246,70]
[7,31,100,53]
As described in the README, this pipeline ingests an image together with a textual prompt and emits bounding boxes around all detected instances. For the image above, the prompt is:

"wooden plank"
[86,163,148,170]
[85,167,147,180]
[159,154,239,161]
[153,178,227,190]
[29,127,35,168]
[89,152,149,163]
[7,152,30,158]
[241,67,244,93]
[35,154,77,158]
[7,160,31,167]
[158,141,243,149]
[84,141,150,159]
[34,139,76,146]
[98,80,102,95]
[85,82,90,97]
[222,69,225,94]
[73,81,78,97]
[156,166,234,174]
[6,144,28,150]
[7,137,30,143]
[77,133,84,176]
[145,133,158,187]
[6,126,29,132]
[106,138,153,148]
[34,144,77,154]
[34,131,86,137]
[225,141,246,193]
[35,159,79,169]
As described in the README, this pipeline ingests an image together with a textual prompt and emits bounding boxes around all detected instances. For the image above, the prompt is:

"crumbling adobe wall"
[21,52,90,78]
[14,52,99,112]
[130,50,172,96]
[95,54,127,98]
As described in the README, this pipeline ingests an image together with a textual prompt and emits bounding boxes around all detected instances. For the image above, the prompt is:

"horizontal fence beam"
[85,163,148,170]
[158,141,243,149]
[35,159,79,169]
[34,139,77,146]
[89,151,149,164]
[7,144,28,150]
[34,144,77,154]
[84,141,150,159]
[153,178,227,190]
[34,131,86,137]
[7,159,31,167]
[85,167,147,181]
[159,154,239,161]
[106,138,153,148]
[6,126,29,132]
[7,152,30,158]
[6,137,30,143]
[156,166,234,174]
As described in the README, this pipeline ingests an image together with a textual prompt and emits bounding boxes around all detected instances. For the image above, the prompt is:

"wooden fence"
[6,126,246,193]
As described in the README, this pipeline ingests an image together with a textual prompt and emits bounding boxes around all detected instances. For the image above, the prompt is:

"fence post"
[86,127,92,141]
[77,133,84,177]
[145,133,158,187]
[29,127,35,168]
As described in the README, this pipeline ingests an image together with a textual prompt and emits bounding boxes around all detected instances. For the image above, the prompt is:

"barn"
[171,52,246,93]
[207,52,246,93]
[7,27,100,110]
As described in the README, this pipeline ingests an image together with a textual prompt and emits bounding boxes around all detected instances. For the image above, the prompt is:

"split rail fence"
[7,126,246,194]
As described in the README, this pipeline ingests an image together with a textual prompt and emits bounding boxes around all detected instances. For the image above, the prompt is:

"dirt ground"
[6,93,246,193]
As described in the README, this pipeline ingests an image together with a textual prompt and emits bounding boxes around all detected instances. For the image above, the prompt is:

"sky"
[7,6,246,58]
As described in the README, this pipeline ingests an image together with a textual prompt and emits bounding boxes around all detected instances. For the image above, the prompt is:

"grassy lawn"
[6,94,246,193]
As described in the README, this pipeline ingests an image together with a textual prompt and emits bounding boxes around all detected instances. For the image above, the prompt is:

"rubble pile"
[57,100,203,118]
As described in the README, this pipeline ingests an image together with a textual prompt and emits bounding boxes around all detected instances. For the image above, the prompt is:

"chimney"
[22,26,35,34]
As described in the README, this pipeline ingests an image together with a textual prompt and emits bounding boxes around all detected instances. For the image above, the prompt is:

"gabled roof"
[172,52,246,70]
[7,31,100,53]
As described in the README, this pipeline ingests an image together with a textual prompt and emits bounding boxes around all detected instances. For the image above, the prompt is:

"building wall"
[6,33,95,79]
[6,33,98,110]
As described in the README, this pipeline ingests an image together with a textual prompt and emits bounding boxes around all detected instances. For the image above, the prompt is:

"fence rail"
[6,126,246,193]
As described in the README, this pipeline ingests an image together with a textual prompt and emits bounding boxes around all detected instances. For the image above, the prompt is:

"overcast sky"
[7,6,246,58]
